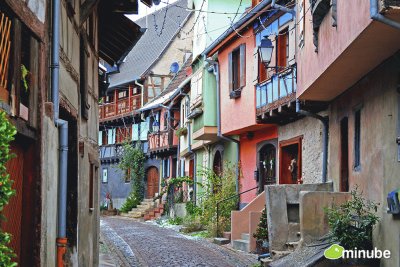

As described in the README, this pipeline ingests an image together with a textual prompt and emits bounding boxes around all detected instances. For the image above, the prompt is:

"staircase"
[143,203,165,221]
[120,198,161,220]
[231,191,266,253]
[232,233,250,252]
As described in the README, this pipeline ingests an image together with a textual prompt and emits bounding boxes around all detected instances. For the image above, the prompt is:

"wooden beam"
[80,0,99,27]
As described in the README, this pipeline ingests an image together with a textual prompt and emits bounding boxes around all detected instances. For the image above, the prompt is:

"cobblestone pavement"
[100,216,258,267]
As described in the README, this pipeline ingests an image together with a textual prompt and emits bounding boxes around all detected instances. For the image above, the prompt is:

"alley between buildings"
[100,217,258,267]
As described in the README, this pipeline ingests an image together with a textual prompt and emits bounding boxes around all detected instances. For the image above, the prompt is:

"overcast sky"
[127,0,180,21]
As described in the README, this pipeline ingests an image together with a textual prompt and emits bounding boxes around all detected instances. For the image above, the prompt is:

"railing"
[256,66,296,109]
[148,130,175,152]
[216,186,259,237]
[99,94,141,120]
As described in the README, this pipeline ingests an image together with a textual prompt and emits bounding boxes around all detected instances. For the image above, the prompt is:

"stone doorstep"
[232,239,250,253]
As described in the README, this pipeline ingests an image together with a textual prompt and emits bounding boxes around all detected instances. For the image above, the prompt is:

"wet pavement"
[100,216,258,267]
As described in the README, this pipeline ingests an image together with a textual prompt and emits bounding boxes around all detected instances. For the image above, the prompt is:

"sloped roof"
[109,0,192,88]
[140,55,192,111]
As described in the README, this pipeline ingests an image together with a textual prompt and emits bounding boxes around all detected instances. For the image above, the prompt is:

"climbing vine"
[0,110,17,266]
[118,142,146,213]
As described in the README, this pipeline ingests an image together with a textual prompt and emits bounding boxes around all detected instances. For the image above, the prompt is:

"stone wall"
[278,115,326,184]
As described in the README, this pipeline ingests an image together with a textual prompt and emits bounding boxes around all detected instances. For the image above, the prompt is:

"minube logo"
[324,244,391,260]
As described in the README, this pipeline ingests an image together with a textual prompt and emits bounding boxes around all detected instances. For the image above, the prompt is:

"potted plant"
[253,206,269,254]
[324,187,380,266]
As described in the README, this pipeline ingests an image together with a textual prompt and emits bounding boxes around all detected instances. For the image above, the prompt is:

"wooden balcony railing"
[256,66,296,112]
[148,130,176,152]
[99,94,141,121]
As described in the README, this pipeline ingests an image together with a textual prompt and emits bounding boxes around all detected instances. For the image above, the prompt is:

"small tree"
[253,206,269,254]
[118,142,146,213]
[0,111,17,266]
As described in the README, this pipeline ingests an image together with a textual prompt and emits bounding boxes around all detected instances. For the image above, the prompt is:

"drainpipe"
[296,100,328,183]
[51,0,69,265]
[135,80,144,107]
[370,0,400,30]
[271,0,296,16]
[206,57,240,195]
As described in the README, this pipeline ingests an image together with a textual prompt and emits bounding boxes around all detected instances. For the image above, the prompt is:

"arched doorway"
[258,144,276,193]
[146,167,159,198]
[213,150,223,177]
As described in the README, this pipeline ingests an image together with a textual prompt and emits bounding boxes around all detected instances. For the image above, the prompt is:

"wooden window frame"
[353,107,362,171]
[228,44,246,95]
[279,136,303,184]
[125,168,131,183]
[89,163,94,211]
[102,168,108,184]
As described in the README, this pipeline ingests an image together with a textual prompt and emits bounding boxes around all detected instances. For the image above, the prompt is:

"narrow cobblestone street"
[100,217,258,267]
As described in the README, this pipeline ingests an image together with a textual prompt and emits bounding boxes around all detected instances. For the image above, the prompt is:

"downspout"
[135,80,144,108]
[51,0,69,266]
[370,0,400,30]
[271,0,296,16]
[296,100,328,183]
[207,58,240,195]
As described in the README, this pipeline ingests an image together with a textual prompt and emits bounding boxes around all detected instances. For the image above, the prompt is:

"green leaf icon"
[324,244,344,260]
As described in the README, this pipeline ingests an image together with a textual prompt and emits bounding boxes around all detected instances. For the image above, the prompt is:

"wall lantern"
[152,120,160,133]
[258,38,274,68]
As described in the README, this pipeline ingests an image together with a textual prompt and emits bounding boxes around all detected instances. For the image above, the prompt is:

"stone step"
[270,250,292,260]
[213,238,230,245]
[128,211,145,217]
[241,233,250,241]
[137,204,153,209]
[142,198,154,202]
[232,239,250,253]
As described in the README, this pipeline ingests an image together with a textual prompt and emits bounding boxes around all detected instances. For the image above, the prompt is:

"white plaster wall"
[26,0,46,23]
[151,14,194,75]
[278,115,325,184]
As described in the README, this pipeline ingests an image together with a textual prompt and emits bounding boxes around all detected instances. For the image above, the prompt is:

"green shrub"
[180,216,204,233]
[197,163,238,237]
[120,193,141,213]
[0,111,17,266]
[324,187,379,250]
[118,143,146,212]
[168,217,184,225]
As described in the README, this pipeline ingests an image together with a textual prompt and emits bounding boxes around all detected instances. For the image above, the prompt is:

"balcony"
[148,130,177,155]
[256,67,297,124]
[99,94,141,122]
[99,141,148,163]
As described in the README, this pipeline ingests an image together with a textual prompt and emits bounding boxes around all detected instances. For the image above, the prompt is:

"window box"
[229,89,242,99]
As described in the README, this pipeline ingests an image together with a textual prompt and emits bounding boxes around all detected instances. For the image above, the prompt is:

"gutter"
[271,0,296,16]
[296,100,328,183]
[206,56,240,195]
[51,0,69,265]
[135,80,144,108]
[370,0,400,30]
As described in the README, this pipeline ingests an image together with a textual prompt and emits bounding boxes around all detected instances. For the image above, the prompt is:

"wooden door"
[147,167,159,198]
[340,117,349,192]
[2,143,24,264]
[279,137,302,184]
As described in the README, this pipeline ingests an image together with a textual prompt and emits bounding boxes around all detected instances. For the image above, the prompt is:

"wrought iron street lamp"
[258,38,274,68]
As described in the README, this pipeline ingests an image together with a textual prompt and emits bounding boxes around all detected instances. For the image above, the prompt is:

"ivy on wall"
[0,110,17,266]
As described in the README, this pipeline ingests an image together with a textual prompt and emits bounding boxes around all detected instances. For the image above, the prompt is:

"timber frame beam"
[80,0,99,27]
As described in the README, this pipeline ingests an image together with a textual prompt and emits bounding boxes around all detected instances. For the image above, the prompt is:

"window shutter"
[277,33,288,68]
[140,120,149,140]
[228,52,233,91]
[240,44,246,88]
[98,131,103,146]
[288,22,296,65]
[132,124,139,141]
